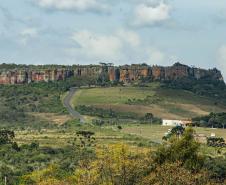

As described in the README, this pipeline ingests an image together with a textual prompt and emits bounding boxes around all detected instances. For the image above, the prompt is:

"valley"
[0,65,226,184]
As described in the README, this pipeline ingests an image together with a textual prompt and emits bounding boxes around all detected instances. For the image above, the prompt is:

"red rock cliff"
[0,63,223,84]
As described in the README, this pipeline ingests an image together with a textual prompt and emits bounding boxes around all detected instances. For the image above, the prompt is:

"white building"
[162,119,192,127]
[162,119,183,126]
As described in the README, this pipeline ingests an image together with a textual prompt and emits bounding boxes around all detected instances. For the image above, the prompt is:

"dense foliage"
[75,105,161,124]
[15,127,226,185]
[0,127,96,185]
[163,77,226,104]
[155,128,204,171]
[193,112,226,128]
[207,137,226,147]
[0,125,225,184]
[75,105,140,119]
[0,75,104,128]
[0,129,15,145]
[162,125,185,140]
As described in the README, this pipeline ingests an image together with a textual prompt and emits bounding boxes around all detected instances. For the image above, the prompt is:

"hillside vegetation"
[0,76,226,184]
[72,83,226,120]
[0,81,72,129]
[9,126,226,185]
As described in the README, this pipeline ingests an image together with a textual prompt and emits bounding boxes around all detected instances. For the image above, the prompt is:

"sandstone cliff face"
[73,66,102,77]
[108,67,117,81]
[164,63,189,80]
[119,65,150,82]
[0,72,10,84]
[152,66,165,81]
[0,63,223,85]
[0,69,74,84]
[0,71,27,84]
[151,63,223,82]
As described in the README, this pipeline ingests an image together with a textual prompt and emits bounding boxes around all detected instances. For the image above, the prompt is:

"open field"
[14,123,147,148]
[72,85,226,119]
[121,124,226,143]
[14,123,226,148]
[16,84,226,148]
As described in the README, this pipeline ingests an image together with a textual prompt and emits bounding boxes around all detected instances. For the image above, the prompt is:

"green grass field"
[11,83,226,154]
[72,84,226,119]
[121,124,226,143]
[14,124,148,148]
[15,123,226,148]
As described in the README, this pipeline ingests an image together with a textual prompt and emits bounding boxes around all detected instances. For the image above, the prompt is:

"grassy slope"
[72,83,226,119]
[121,124,226,143]
[14,123,226,158]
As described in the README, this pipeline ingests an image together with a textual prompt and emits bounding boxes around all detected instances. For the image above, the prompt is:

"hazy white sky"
[0,0,226,78]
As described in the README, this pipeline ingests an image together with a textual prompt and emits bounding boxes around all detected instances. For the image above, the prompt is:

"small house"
[162,119,183,126]
[162,119,192,127]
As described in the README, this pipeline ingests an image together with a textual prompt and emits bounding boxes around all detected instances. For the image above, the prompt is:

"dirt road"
[63,87,85,123]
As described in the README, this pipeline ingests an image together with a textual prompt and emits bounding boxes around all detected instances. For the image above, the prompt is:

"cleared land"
[121,124,226,143]
[72,84,226,119]
[30,112,72,125]
[15,124,226,150]
[12,84,226,150]
[14,124,142,147]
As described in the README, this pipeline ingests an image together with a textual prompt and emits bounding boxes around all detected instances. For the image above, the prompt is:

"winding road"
[63,87,85,123]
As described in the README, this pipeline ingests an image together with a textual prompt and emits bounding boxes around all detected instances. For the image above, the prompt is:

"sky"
[1,0,226,79]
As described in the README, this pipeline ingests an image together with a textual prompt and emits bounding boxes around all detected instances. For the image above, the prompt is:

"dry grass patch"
[31,113,72,125]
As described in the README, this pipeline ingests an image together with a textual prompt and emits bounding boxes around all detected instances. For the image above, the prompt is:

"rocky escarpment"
[111,63,223,83]
[0,69,73,84]
[0,62,224,84]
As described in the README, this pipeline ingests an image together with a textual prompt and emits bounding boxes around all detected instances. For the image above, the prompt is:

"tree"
[207,137,226,148]
[204,157,226,182]
[193,112,226,128]
[208,112,219,128]
[144,113,154,124]
[20,165,67,185]
[155,128,204,171]
[140,162,210,185]
[163,125,185,140]
[0,129,15,145]
[73,144,152,185]
[74,131,95,148]
[207,137,226,155]
[216,113,226,129]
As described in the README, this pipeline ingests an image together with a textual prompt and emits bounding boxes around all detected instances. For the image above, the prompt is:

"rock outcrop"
[0,62,224,85]
[117,62,223,83]
[0,69,74,84]
[119,65,150,82]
